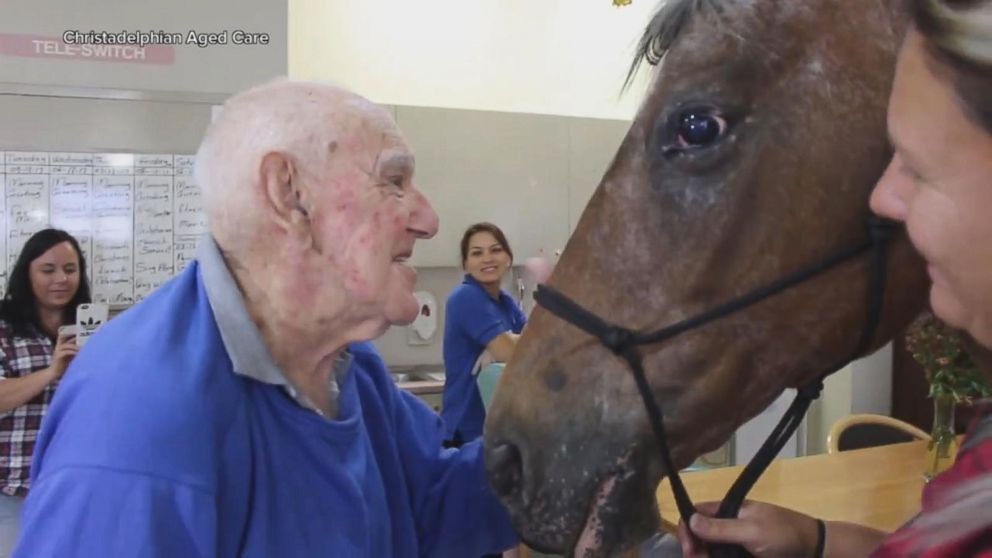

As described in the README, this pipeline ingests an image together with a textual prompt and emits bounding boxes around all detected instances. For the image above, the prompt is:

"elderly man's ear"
[260,152,313,237]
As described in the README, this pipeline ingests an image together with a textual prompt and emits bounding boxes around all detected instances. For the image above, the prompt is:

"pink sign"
[0,34,174,65]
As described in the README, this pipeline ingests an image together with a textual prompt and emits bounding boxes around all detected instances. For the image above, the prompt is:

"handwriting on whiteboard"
[0,151,202,305]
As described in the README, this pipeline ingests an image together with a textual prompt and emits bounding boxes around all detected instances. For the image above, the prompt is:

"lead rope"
[709,217,894,558]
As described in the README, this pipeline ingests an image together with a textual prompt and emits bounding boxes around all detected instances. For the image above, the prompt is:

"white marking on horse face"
[805,57,825,78]
[671,162,734,212]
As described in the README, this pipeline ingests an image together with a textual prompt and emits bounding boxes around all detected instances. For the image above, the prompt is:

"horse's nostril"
[486,441,523,498]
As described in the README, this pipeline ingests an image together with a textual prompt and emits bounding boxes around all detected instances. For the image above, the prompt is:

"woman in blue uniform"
[442,223,526,447]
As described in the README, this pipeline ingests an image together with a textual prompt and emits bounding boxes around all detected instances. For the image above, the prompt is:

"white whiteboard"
[0,151,206,307]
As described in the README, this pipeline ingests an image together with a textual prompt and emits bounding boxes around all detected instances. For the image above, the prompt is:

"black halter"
[533,215,897,558]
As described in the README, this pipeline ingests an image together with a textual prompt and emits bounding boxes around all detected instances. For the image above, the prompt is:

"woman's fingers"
[690,513,761,547]
[678,520,706,557]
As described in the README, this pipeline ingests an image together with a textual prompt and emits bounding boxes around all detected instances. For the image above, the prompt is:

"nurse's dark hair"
[911,0,992,132]
[0,228,92,339]
[460,222,514,267]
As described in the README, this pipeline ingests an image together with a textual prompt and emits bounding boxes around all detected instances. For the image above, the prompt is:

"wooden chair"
[827,413,930,454]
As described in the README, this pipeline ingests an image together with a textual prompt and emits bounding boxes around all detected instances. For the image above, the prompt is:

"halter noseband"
[533,215,897,558]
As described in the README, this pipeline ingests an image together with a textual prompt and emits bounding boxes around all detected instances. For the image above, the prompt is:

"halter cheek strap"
[533,215,896,558]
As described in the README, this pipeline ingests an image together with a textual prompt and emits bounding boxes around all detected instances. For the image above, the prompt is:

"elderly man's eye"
[377,176,406,197]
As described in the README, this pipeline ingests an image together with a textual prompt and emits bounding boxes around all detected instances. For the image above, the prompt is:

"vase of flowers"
[926,393,957,480]
[906,312,991,480]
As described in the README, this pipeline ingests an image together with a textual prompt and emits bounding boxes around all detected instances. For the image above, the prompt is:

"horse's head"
[484,0,928,555]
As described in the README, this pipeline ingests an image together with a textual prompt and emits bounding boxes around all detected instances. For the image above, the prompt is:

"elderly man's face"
[310,106,439,327]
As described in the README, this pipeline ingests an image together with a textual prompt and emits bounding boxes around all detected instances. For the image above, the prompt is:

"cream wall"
[289,0,656,119]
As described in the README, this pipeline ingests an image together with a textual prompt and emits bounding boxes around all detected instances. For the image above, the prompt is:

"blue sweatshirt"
[442,275,526,442]
[15,253,517,557]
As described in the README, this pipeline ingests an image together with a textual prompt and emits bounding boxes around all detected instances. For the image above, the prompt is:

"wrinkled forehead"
[334,98,411,164]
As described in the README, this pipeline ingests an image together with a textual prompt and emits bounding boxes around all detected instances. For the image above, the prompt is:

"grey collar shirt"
[196,235,351,419]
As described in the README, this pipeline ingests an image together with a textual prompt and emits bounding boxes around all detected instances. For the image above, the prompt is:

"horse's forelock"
[626,0,842,89]
[627,0,770,85]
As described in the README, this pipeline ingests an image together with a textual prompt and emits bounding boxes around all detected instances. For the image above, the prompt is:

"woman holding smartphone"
[0,229,90,556]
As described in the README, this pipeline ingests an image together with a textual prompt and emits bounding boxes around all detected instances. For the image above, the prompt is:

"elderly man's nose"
[409,188,439,239]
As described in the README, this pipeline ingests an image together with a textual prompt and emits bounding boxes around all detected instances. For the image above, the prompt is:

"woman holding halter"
[681,0,992,556]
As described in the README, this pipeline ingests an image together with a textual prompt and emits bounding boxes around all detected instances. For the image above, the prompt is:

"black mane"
[626,0,723,85]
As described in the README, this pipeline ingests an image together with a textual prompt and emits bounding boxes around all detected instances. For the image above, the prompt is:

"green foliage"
[906,312,992,404]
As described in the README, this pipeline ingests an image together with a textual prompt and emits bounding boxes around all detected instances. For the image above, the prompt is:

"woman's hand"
[678,501,821,558]
[49,331,80,379]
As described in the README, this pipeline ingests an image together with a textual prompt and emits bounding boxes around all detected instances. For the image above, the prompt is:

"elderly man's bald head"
[192,78,437,337]
[194,79,393,244]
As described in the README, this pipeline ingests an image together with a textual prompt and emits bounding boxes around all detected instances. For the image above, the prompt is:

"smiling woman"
[442,222,527,447]
[0,228,91,556]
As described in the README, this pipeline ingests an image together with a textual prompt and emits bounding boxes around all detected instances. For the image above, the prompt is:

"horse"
[483,0,929,555]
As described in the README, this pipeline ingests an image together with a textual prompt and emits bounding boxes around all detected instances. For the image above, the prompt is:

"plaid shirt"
[872,401,992,557]
[0,320,56,498]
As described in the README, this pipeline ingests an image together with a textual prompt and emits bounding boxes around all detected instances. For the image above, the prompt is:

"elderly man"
[13,80,518,557]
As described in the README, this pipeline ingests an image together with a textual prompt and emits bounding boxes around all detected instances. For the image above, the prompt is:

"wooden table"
[657,440,931,533]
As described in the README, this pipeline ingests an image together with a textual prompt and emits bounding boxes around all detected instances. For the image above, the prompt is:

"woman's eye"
[898,161,925,184]
[673,111,728,150]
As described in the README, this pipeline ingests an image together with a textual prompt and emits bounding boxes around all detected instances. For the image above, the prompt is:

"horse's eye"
[675,111,727,148]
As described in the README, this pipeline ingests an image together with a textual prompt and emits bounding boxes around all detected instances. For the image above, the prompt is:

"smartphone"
[75,303,109,347]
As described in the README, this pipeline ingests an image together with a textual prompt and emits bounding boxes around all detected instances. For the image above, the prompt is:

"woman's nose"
[869,155,911,222]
